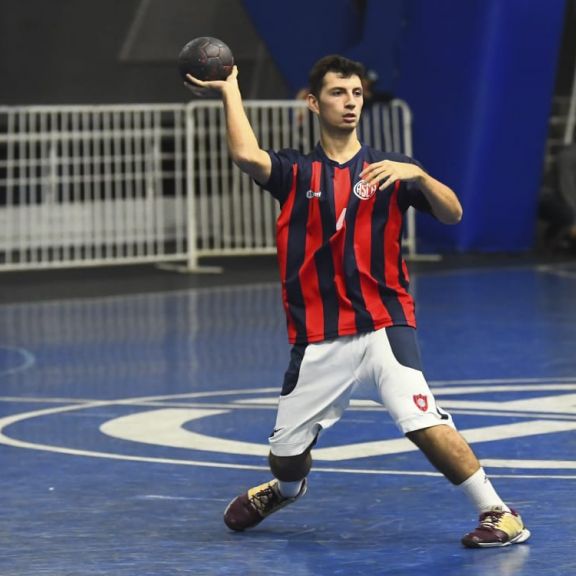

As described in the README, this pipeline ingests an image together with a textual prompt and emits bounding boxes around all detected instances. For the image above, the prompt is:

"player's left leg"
[406,423,478,484]
[367,326,531,548]
[407,425,531,547]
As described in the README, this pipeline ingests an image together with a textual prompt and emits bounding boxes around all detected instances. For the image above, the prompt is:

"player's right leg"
[223,336,362,531]
[223,450,311,531]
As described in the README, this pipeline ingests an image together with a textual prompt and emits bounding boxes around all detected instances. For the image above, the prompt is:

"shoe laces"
[478,508,506,530]
[250,484,282,513]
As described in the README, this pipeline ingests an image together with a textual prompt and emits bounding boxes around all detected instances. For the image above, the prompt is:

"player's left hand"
[360,160,424,191]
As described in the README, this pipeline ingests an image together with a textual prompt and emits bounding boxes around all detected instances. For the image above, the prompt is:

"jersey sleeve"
[400,182,434,215]
[393,154,435,216]
[260,149,300,205]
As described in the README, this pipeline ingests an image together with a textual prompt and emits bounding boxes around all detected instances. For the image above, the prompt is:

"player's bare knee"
[405,426,431,448]
[406,424,452,447]
[268,450,312,482]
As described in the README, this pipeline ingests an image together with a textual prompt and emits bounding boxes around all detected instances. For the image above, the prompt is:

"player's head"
[308,55,366,98]
[306,55,365,132]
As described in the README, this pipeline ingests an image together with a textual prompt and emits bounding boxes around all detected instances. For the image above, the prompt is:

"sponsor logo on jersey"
[306,190,322,199]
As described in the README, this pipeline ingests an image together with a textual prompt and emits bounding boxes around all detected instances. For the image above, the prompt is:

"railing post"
[564,47,576,146]
[185,102,199,270]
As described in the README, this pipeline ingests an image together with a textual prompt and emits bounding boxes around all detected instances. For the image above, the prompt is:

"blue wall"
[395,0,566,252]
[242,0,566,252]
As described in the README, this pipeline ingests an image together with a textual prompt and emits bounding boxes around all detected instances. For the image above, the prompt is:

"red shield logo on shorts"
[413,394,428,412]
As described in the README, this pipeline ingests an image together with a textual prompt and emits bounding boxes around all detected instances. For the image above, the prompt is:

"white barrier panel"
[0,105,189,270]
[0,100,415,271]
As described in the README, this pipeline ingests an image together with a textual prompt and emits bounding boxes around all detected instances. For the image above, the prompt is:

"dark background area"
[0,0,289,104]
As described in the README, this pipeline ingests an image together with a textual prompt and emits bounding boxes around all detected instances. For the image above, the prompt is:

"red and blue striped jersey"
[263,144,433,345]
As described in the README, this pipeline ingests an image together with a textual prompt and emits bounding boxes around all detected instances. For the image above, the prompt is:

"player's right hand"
[184,66,239,97]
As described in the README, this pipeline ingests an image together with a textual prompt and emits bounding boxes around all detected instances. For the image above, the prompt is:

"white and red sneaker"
[462,506,531,548]
[224,478,307,532]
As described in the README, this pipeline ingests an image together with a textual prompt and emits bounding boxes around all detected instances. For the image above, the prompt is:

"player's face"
[308,72,364,131]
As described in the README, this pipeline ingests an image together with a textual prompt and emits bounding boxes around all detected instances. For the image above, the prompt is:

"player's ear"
[307,93,319,115]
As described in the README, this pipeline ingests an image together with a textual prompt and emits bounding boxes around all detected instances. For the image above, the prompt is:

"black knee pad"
[268,450,312,482]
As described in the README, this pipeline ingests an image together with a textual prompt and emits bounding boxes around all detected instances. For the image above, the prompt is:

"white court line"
[430,376,576,386]
[97,407,576,463]
[537,263,576,279]
[2,395,576,421]
[2,383,576,480]
[0,396,98,404]
[0,346,36,376]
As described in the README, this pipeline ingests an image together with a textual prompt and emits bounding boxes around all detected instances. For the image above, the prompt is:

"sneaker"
[461,506,531,548]
[223,478,307,531]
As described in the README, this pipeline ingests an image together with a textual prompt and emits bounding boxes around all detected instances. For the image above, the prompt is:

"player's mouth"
[343,114,357,122]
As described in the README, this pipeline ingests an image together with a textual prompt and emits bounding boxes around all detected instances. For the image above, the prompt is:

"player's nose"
[344,96,356,108]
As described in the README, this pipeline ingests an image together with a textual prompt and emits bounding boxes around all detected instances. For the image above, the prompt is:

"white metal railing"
[0,104,188,270]
[0,100,416,272]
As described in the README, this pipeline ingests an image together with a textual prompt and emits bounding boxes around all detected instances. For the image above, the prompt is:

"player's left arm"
[360,160,463,224]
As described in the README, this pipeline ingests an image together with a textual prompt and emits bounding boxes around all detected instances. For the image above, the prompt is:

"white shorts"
[269,326,454,457]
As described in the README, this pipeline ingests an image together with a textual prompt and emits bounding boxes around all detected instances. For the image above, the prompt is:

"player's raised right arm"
[186,66,271,184]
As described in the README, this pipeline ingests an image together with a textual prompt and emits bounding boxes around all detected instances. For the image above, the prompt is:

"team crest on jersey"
[353,179,378,200]
[413,394,428,412]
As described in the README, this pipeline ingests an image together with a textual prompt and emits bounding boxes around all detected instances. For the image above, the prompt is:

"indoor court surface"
[1,256,576,576]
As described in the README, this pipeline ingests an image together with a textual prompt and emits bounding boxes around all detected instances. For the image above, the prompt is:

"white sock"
[458,468,511,513]
[277,479,304,498]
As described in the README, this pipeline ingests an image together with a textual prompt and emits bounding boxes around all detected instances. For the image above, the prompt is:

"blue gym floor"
[1,258,575,576]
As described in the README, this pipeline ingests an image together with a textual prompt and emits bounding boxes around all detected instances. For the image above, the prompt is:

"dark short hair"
[308,55,366,97]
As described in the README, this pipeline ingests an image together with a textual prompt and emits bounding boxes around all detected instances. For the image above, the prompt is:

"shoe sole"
[464,528,531,548]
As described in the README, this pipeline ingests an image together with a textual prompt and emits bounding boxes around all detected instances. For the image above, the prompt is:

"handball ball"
[178,37,234,82]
